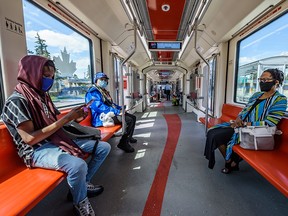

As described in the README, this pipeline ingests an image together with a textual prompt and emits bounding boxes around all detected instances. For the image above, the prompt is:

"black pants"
[166,90,171,100]
[204,127,234,169]
[113,113,136,142]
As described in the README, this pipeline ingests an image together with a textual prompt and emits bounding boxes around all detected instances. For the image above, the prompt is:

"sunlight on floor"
[133,166,141,170]
[133,133,151,138]
[149,102,161,108]
[134,149,146,159]
[141,111,158,118]
[136,119,155,123]
[135,122,154,129]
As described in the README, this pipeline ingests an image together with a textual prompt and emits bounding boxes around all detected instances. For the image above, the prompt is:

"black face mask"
[259,80,276,92]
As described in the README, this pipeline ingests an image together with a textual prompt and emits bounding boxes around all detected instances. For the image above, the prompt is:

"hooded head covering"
[15,55,85,157]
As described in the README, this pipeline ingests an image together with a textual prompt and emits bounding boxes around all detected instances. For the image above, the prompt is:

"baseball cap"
[94,72,109,82]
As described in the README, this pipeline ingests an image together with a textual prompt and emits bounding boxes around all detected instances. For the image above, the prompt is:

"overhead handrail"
[119,19,137,134]
[194,17,210,134]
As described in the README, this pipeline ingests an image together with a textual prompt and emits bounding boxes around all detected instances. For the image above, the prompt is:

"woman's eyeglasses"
[257,78,275,83]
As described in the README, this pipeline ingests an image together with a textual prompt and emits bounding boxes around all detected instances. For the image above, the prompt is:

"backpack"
[63,121,101,140]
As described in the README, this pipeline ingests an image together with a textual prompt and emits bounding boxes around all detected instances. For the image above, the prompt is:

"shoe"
[67,183,104,202]
[73,197,95,216]
[129,137,137,143]
[221,160,239,174]
[117,141,134,153]
[87,182,104,197]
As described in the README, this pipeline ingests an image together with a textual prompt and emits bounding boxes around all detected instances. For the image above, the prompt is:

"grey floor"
[28,101,288,216]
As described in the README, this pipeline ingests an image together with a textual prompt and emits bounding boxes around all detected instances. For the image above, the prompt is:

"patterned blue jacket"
[210,91,287,160]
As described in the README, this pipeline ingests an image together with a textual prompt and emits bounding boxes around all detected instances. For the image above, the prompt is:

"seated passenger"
[85,72,137,153]
[1,55,111,216]
[204,68,287,173]
[172,93,179,106]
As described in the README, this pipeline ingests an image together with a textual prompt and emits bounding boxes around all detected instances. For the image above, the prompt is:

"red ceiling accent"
[147,0,185,40]
[147,0,185,62]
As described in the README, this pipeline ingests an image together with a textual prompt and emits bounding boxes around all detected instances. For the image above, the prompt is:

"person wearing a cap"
[85,72,137,153]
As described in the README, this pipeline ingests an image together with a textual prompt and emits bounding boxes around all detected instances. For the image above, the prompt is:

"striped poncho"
[209,91,287,160]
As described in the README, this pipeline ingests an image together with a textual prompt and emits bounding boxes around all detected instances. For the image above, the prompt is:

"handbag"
[62,121,101,140]
[238,126,277,150]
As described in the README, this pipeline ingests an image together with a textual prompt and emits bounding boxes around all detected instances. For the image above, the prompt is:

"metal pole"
[194,18,210,134]
[119,19,137,134]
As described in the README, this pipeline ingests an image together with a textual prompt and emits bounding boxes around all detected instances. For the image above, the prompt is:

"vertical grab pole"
[194,18,210,134]
[119,19,137,134]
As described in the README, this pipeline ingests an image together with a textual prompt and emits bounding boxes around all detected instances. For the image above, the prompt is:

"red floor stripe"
[142,114,181,216]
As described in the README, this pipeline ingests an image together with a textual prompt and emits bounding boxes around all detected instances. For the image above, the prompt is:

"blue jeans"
[32,139,111,204]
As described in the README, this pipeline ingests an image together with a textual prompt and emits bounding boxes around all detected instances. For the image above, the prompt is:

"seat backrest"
[80,109,93,126]
[0,124,26,183]
[58,108,92,127]
[275,118,288,153]
[220,104,242,122]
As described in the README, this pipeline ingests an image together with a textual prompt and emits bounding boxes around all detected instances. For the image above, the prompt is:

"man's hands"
[66,105,88,123]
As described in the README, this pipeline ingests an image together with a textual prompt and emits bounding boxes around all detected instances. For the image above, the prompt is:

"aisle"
[28,101,288,216]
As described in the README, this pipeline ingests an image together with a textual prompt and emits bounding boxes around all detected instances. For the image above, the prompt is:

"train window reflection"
[236,12,288,104]
[22,0,93,108]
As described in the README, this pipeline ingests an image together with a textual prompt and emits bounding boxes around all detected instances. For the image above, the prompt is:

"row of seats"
[199,103,288,198]
[0,109,121,216]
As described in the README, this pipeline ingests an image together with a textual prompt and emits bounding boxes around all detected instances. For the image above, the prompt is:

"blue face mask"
[42,77,54,92]
[98,80,108,88]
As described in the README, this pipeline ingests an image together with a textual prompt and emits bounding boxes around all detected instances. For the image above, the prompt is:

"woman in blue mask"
[85,72,137,153]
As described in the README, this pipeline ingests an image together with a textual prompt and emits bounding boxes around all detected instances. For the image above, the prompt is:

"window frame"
[234,10,288,104]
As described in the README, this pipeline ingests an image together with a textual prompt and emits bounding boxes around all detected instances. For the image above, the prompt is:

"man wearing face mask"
[204,68,287,174]
[85,72,137,153]
[1,55,111,216]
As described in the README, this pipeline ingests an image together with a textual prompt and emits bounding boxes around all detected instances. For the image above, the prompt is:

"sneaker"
[129,137,137,143]
[73,197,95,216]
[87,182,104,197]
[117,141,135,153]
[67,183,104,202]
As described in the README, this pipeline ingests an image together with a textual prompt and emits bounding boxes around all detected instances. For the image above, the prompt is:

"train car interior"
[0,0,288,215]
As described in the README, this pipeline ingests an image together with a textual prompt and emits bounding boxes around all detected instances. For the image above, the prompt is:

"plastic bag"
[100,112,115,127]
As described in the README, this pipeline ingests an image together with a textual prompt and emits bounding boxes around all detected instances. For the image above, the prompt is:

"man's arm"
[17,106,86,145]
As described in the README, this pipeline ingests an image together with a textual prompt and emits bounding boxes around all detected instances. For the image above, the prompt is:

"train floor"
[28,100,288,216]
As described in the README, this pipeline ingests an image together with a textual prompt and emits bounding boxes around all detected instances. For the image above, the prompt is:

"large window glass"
[235,12,288,103]
[202,56,216,115]
[23,0,93,108]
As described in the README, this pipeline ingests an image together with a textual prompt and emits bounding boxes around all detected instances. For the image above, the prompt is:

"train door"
[200,55,217,116]
[113,54,121,105]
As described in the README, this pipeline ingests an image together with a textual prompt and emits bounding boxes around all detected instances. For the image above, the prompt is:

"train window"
[235,12,288,103]
[22,0,93,108]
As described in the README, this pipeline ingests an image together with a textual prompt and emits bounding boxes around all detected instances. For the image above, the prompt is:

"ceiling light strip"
[178,0,212,59]
[121,0,151,59]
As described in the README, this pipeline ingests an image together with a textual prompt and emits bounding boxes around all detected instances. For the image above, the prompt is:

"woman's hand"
[230,117,244,128]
